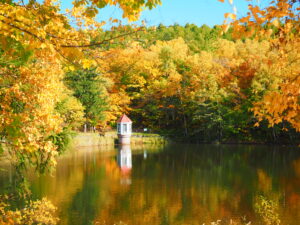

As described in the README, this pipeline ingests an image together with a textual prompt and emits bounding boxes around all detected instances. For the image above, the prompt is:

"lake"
[1,144,300,225]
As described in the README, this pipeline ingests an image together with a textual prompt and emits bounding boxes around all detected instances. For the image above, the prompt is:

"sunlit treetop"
[0,0,162,53]
[220,0,300,38]
[73,0,162,21]
[220,0,300,132]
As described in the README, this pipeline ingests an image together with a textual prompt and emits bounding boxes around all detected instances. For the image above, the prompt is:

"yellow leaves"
[83,6,99,18]
[81,59,96,69]
[0,48,65,162]
[272,19,280,27]
[80,0,162,22]
[66,65,75,71]
[266,29,273,37]
[0,197,59,225]
[213,34,299,132]
[152,38,189,60]
[169,72,182,83]
[100,37,231,115]
[0,0,163,170]
[40,43,47,49]
[251,41,300,131]
[254,83,300,131]
[284,22,293,33]
[224,13,236,20]
[219,0,300,132]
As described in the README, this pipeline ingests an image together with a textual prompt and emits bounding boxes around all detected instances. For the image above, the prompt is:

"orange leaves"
[230,0,298,40]
[0,197,59,225]
[248,5,264,16]
[212,36,297,131]
[235,62,256,90]
[271,19,280,27]
[0,47,65,165]
[224,13,236,20]
[220,0,238,34]
[239,15,250,24]
[110,18,120,23]
[0,0,162,170]
[0,0,160,58]
[219,0,300,132]
[72,0,162,21]
[253,79,300,131]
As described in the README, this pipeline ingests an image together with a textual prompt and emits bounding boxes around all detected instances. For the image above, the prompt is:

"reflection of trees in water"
[42,148,132,225]
[91,145,300,225]
[2,145,300,225]
[0,166,59,224]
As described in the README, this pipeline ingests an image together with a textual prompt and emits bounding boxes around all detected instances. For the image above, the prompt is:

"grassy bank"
[71,132,168,148]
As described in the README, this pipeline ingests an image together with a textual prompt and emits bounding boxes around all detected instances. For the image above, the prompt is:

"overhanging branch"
[60,28,144,48]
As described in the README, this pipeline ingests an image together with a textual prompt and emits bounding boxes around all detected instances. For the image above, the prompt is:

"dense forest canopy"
[92,24,299,144]
[0,0,299,169]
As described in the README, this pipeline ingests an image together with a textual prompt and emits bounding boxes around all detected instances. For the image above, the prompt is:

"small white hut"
[117,114,132,145]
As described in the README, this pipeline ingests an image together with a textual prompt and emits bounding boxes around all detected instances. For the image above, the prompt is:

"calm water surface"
[1,144,300,225]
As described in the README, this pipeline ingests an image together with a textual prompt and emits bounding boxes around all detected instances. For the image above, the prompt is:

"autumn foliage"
[0,0,299,224]
[0,196,58,225]
[0,0,162,169]
[0,0,299,168]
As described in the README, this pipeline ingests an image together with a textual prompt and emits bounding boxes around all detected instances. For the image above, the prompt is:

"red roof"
[117,114,132,123]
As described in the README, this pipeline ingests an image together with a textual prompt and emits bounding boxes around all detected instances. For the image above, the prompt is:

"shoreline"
[70,132,168,148]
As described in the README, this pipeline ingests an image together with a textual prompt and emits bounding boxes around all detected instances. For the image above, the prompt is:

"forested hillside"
[64,24,299,144]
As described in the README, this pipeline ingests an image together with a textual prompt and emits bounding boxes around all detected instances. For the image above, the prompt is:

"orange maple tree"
[220,0,300,131]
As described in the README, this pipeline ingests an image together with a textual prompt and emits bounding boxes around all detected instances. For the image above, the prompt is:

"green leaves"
[0,37,32,67]
[47,128,75,154]
[64,68,109,126]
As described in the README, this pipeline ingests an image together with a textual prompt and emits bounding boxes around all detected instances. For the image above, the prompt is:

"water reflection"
[0,144,300,225]
[117,145,132,185]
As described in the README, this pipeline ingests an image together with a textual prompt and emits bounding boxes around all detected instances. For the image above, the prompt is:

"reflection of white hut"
[117,114,132,145]
[117,145,132,175]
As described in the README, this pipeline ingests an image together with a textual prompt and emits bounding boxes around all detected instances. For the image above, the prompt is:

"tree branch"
[0,20,44,42]
[60,28,144,48]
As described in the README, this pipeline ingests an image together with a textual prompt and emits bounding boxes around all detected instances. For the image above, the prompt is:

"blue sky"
[61,0,264,28]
